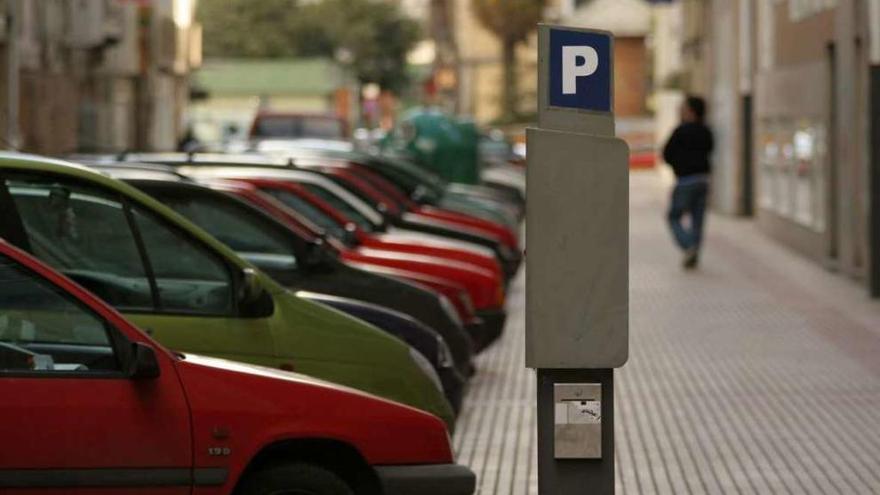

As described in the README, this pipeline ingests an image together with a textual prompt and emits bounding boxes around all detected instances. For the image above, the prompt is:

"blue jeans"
[668,180,709,251]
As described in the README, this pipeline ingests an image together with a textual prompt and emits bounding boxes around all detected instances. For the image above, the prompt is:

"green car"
[0,153,454,429]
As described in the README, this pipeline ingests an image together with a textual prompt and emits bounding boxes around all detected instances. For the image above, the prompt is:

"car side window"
[0,254,120,374]
[156,193,298,271]
[130,207,235,316]
[5,177,154,311]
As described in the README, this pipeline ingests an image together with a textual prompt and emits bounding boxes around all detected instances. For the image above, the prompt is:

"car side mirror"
[238,268,275,318]
[127,342,160,379]
[239,267,265,304]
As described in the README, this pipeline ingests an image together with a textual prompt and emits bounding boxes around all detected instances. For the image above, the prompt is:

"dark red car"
[250,112,349,140]
[230,176,505,312]
[0,239,475,495]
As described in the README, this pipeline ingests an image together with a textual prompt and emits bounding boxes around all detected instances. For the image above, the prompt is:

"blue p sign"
[548,28,612,113]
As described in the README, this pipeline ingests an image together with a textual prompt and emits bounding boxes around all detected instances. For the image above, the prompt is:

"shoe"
[683,248,699,269]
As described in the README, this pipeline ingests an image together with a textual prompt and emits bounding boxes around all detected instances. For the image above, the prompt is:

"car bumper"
[375,464,476,495]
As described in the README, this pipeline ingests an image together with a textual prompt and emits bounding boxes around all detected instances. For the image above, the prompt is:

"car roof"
[118,152,291,167]
[179,166,385,226]
[80,161,192,182]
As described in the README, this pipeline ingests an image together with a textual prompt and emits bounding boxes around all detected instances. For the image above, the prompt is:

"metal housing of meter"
[527,24,629,493]
[526,24,629,370]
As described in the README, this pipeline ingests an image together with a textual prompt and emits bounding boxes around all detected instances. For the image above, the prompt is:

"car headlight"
[436,336,455,369]
[439,294,464,328]
[409,347,443,393]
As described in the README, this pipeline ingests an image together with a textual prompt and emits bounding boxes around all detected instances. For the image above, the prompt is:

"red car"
[0,239,475,495]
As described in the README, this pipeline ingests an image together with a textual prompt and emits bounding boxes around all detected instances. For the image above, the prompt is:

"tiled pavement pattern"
[454,171,880,494]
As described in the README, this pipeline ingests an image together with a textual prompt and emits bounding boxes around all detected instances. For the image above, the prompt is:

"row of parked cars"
[0,138,525,495]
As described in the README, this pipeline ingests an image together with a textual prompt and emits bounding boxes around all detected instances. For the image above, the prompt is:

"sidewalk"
[454,170,880,494]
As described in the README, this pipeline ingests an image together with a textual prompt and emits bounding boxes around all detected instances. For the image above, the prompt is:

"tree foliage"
[198,0,422,94]
[471,0,545,44]
[199,0,303,58]
[471,0,545,120]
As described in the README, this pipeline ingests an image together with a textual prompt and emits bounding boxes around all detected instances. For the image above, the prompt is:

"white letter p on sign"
[562,46,599,95]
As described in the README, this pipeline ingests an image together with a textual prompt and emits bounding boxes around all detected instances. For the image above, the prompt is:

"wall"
[614,37,647,117]
[0,0,199,154]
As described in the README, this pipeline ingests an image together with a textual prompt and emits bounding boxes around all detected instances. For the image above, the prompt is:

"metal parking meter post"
[527,25,629,495]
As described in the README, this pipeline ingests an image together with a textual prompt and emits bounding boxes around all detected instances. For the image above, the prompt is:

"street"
[456,170,880,495]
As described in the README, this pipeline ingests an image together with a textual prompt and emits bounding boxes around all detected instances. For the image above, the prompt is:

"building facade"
[680,0,880,296]
[1,0,200,155]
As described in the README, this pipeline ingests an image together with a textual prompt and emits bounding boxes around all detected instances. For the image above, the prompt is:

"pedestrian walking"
[662,95,713,269]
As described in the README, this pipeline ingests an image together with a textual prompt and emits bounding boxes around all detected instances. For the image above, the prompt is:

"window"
[0,254,119,374]
[155,192,298,272]
[299,183,376,232]
[6,178,153,310]
[131,208,234,315]
[756,118,827,232]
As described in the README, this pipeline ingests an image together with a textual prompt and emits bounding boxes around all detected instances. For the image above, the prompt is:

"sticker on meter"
[555,399,601,425]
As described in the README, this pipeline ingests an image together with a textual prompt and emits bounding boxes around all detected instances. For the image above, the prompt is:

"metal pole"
[5,0,20,149]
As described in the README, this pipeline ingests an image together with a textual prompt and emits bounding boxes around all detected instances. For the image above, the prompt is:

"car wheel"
[237,462,354,495]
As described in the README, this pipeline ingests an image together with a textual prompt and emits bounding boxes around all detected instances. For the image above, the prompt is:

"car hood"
[175,353,454,465]
[179,352,384,400]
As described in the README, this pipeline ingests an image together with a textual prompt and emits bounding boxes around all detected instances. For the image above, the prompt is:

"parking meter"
[527,25,629,494]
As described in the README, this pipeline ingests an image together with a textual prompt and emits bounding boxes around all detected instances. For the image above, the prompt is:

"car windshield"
[298,183,377,233]
[260,188,356,248]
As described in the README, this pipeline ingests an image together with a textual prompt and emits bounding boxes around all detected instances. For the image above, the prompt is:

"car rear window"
[253,116,344,139]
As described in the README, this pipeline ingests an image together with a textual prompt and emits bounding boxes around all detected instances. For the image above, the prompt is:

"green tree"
[198,0,421,94]
[472,0,545,121]
[198,0,303,58]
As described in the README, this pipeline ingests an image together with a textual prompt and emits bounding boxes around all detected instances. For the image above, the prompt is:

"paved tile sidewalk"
[454,171,880,494]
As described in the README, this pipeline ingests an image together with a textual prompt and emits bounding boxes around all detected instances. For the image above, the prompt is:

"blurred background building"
[0,0,201,155]
[677,0,880,296]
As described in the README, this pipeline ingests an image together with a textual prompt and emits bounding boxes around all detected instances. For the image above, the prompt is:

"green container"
[385,107,480,185]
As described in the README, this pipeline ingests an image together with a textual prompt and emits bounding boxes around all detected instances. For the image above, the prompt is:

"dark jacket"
[662,122,714,178]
